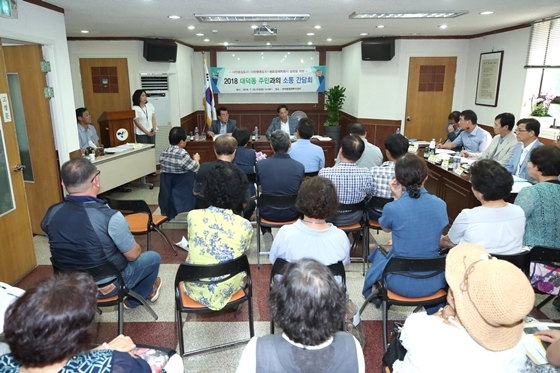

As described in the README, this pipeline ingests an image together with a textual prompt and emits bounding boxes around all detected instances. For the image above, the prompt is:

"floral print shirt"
[184,206,253,310]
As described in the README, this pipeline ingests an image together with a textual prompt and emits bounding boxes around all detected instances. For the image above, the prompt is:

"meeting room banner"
[210,66,326,94]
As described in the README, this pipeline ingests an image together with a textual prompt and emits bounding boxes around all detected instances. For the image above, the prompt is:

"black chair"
[332,201,367,275]
[364,197,393,268]
[304,171,319,177]
[530,246,560,309]
[493,251,531,278]
[174,255,254,356]
[360,255,447,351]
[255,194,299,269]
[106,197,177,255]
[269,258,346,334]
[50,257,158,335]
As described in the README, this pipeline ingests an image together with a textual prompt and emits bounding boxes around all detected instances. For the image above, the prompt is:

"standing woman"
[132,89,157,144]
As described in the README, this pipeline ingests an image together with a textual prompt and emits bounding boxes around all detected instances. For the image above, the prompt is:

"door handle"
[13,163,26,172]
[406,116,412,121]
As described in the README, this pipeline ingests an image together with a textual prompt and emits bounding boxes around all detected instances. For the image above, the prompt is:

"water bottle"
[254,126,259,139]
[194,127,199,141]
[447,156,454,171]
[429,138,436,155]
[396,127,401,134]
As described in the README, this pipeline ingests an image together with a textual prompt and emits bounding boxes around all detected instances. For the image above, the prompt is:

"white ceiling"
[45,0,560,47]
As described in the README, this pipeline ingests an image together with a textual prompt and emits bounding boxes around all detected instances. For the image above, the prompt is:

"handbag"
[382,322,407,372]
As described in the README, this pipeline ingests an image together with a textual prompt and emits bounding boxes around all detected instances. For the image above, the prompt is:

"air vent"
[140,76,169,91]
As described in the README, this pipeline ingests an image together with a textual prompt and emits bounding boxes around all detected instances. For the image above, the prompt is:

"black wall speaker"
[361,38,395,61]
[143,39,177,62]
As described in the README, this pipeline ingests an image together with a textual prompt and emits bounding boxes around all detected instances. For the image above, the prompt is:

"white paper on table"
[523,333,547,365]
[435,149,455,155]
[512,181,532,194]
[410,141,430,147]
[174,236,189,251]
[513,175,528,182]
[104,144,136,153]
[0,282,25,333]
[311,135,332,141]
[459,158,476,165]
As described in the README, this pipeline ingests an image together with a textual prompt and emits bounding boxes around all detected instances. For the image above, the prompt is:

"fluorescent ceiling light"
[196,33,204,36]
[480,11,494,15]
[439,24,448,29]
[188,26,195,30]
[360,32,369,36]
[307,33,315,36]
[227,45,316,50]
[377,25,385,28]
[327,38,332,41]
[81,30,89,33]
[349,11,468,19]
[195,14,310,22]
[314,25,321,29]
[204,39,209,42]
[168,15,181,19]
[307,41,313,45]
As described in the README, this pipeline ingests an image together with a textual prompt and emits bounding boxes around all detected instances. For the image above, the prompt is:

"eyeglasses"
[91,170,101,183]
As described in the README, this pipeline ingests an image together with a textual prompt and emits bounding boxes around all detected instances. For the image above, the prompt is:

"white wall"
[0,1,77,165]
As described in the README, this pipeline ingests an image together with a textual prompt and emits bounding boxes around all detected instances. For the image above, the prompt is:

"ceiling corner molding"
[467,22,531,39]
[23,0,64,14]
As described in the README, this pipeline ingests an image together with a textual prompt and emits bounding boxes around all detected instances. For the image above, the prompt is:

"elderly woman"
[269,176,350,267]
[185,161,253,310]
[362,153,448,312]
[0,272,151,372]
[391,243,534,373]
[236,259,365,373]
[440,159,525,254]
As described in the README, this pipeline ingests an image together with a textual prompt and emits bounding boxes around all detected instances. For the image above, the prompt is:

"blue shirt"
[288,139,325,173]
[452,125,486,153]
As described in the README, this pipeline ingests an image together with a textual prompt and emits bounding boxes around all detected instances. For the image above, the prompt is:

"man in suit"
[208,106,237,137]
[505,118,543,182]
[461,112,519,166]
[266,104,298,137]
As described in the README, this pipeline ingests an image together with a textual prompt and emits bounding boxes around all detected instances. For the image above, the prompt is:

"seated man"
[289,117,325,174]
[319,135,373,226]
[256,130,305,248]
[265,104,298,137]
[437,109,490,153]
[208,106,237,137]
[337,122,382,168]
[505,118,543,182]
[41,158,162,309]
[158,126,200,219]
[232,127,257,196]
[193,135,255,220]
[368,133,409,220]
[461,112,519,166]
[76,107,100,154]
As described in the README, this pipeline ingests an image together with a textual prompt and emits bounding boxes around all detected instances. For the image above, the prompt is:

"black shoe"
[370,297,383,309]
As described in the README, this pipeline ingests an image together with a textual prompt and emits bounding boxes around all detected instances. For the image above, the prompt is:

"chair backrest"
[106,197,152,217]
[337,201,366,213]
[304,171,319,177]
[493,251,531,277]
[270,258,346,286]
[257,194,298,210]
[246,173,257,184]
[367,196,393,212]
[382,255,446,283]
[174,255,251,295]
[530,246,560,264]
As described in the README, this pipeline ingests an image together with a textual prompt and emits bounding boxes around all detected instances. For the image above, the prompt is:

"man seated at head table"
[336,121,383,168]
[265,104,299,137]
[460,112,519,166]
[505,118,543,183]
[289,117,325,174]
[436,109,491,153]
[76,107,100,154]
[207,106,237,137]
[193,135,255,220]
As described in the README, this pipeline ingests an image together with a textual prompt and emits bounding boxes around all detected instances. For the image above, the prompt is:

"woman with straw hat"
[392,243,534,373]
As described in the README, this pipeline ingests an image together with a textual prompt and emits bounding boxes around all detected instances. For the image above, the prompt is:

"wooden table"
[185,136,337,167]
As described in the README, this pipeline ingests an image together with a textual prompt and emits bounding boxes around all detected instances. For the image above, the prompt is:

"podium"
[98,110,135,147]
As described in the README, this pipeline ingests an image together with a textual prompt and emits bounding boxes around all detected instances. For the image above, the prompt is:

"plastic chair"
[50,257,158,335]
[106,197,177,255]
[530,246,560,309]
[269,258,346,334]
[255,194,299,269]
[493,251,531,278]
[360,255,447,351]
[364,197,393,267]
[333,201,367,275]
[304,171,319,177]
[174,255,254,356]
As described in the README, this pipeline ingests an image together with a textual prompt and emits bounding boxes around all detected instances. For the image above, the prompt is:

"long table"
[93,144,156,194]
[185,135,336,167]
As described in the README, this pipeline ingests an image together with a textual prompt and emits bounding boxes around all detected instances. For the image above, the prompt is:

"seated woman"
[514,145,560,298]
[269,176,350,268]
[391,243,533,373]
[440,159,525,254]
[232,127,257,196]
[236,259,365,373]
[362,153,448,313]
[0,272,151,373]
[184,161,253,310]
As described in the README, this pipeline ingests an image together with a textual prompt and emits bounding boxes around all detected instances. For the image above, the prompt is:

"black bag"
[382,322,407,372]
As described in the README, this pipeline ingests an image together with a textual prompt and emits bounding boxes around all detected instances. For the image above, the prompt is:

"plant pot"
[324,125,341,155]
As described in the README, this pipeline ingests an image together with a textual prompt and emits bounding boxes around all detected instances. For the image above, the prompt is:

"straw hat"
[445,243,534,351]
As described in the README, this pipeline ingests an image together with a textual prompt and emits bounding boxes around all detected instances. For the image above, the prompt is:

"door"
[79,58,131,145]
[4,45,62,234]
[0,42,36,284]
[404,57,457,142]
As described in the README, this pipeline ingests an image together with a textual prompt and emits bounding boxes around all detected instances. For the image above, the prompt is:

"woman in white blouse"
[132,89,157,144]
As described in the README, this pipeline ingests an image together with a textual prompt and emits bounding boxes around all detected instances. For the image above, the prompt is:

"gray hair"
[270,130,290,153]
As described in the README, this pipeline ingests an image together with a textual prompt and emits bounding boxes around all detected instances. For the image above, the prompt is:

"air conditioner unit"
[141,74,171,165]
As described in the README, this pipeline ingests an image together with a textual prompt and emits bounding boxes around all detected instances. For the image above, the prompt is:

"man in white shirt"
[266,104,298,137]
[505,118,543,182]
[461,112,519,166]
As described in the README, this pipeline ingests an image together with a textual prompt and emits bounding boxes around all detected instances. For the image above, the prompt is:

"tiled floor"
[18,180,560,373]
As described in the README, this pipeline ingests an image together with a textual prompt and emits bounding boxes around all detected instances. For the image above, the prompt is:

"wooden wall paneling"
[440,178,477,224]
[185,140,216,164]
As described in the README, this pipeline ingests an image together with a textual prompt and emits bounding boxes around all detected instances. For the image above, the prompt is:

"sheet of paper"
[513,175,528,182]
[435,149,456,155]
[174,236,189,251]
[311,135,332,141]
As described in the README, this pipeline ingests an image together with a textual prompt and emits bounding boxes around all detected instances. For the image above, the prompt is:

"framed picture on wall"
[475,51,504,107]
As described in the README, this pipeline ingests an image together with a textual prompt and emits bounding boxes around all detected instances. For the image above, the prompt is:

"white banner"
[211,66,326,94]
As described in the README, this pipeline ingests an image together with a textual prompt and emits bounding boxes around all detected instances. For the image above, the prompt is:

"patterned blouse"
[185,206,253,310]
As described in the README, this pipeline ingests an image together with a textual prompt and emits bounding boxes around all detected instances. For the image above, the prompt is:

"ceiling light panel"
[195,14,310,22]
[349,11,468,19]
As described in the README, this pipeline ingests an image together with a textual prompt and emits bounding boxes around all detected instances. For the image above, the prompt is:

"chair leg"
[248,297,255,338]
[362,227,367,276]
[154,225,178,256]
[359,287,380,315]
[147,231,152,251]
[270,320,275,334]
[256,223,262,269]
[176,309,185,356]
[118,301,124,335]
[127,290,158,320]
[382,299,389,352]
